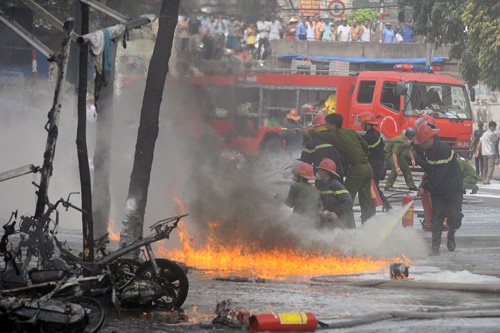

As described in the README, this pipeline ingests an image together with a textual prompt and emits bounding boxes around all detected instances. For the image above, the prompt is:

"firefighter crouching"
[415,125,464,256]
[286,161,321,226]
[455,151,479,194]
[316,158,353,229]
[355,111,392,211]
[384,127,418,192]
[295,113,375,227]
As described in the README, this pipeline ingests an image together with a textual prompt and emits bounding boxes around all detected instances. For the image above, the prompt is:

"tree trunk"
[76,2,94,262]
[119,0,180,248]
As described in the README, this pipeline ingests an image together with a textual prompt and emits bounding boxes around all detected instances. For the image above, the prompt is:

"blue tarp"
[281,53,446,64]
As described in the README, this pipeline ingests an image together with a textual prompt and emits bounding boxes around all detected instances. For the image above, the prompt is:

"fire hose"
[317,307,500,330]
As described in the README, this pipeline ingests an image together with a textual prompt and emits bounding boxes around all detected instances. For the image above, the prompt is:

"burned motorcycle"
[54,213,190,311]
[0,271,105,333]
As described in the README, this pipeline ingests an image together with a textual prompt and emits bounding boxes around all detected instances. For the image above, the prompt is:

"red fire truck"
[165,64,474,157]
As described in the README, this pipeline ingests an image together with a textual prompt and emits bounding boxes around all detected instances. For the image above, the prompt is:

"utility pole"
[76,1,94,263]
[379,0,384,43]
[34,20,74,218]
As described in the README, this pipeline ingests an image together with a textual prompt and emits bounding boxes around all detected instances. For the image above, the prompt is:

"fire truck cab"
[348,65,473,157]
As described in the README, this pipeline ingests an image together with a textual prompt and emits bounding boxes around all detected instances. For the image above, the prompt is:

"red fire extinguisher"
[421,190,448,231]
[370,179,383,207]
[402,194,414,227]
[249,312,318,331]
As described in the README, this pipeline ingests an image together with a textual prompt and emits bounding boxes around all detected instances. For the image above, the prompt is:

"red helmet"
[414,124,435,144]
[292,161,315,180]
[312,114,326,128]
[317,158,340,177]
[415,115,437,127]
[414,115,440,133]
[355,111,378,127]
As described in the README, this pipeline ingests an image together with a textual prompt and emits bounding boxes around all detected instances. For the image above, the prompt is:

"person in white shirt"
[268,13,282,41]
[306,16,315,41]
[256,14,271,60]
[394,26,403,43]
[361,19,371,42]
[337,17,351,42]
[474,121,498,184]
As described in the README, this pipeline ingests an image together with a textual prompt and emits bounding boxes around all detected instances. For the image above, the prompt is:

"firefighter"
[295,113,374,227]
[413,115,439,168]
[355,111,392,211]
[455,151,479,194]
[413,116,440,232]
[300,114,344,184]
[384,127,418,191]
[415,125,463,255]
[281,109,304,152]
[285,161,321,225]
[316,158,353,229]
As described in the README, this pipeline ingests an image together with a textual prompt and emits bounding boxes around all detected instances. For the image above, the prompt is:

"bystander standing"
[337,17,351,42]
[382,22,394,43]
[401,19,413,43]
[350,19,363,42]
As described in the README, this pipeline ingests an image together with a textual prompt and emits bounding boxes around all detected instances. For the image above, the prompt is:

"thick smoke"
[157,82,428,259]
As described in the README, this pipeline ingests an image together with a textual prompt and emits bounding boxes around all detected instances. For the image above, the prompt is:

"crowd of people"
[282,111,469,256]
[176,9,416,63]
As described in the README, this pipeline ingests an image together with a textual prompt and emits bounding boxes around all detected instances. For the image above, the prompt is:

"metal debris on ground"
[390,263,410,279]
[211,299,250,329]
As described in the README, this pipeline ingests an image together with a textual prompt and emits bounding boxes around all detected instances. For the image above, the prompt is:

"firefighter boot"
[383,199,392,211]
[447,229,456,252]
[429,230,442,256]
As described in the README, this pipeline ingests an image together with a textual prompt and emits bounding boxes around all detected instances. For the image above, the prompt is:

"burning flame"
[158,189,409,279]
[108,220,120,241]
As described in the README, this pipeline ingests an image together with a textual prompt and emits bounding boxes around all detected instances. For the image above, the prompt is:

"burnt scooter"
[1,212,105,333]
[1,186,189,311]
[53,213,190,310]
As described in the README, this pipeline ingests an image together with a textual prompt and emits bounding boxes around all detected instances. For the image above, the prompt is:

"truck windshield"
[403,83,472,120]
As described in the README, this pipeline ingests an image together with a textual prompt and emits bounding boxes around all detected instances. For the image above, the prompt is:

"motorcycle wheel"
[67,296,105,333]
[135,259,189,309]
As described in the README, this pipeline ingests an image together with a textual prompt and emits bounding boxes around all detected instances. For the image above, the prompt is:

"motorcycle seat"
[29,269,65,284]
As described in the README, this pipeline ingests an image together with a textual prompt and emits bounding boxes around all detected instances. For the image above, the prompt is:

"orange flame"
[108,220,120,241]
[158,189,410,279]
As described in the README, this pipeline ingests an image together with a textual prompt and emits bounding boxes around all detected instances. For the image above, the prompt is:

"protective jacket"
[286,182,321,222]
[384,134,407,159]
[300,136,344,180]
[457,158,478,186]
[364,127,385,166]
[316,178,352,222]
[308,128,369,166]
[421,136,463,194]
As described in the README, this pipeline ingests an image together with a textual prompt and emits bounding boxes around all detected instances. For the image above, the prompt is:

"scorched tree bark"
[119,0,179,248]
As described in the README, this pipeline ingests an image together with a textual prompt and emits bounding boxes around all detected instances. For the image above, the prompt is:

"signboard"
[353,0,396,8]
[328,0,345,18]
[299,0,320,16]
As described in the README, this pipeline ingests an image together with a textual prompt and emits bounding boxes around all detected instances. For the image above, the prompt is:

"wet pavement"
[96,170,500,333]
